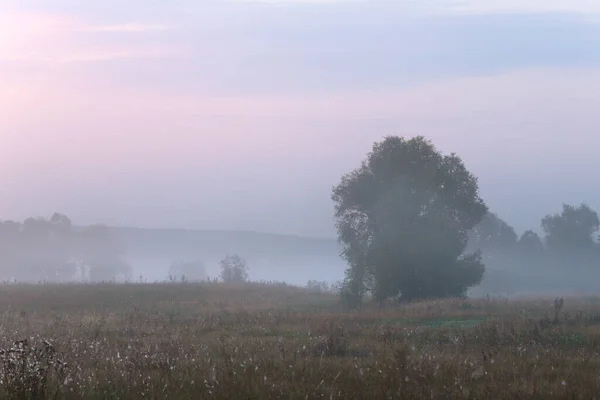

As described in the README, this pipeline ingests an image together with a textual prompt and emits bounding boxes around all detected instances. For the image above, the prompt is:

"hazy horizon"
[2,0,599,237]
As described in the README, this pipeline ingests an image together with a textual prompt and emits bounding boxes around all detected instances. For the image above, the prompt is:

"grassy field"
[1,283,600,399]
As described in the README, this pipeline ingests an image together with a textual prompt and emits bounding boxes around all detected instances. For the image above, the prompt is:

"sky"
[1,0,599,237]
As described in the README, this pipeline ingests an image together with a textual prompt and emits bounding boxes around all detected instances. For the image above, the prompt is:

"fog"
[113,227,346,285]
[1,1,600,296]
[1,208,600,300]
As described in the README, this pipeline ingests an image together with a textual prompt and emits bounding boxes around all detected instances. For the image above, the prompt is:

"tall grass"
[0,283,597,398]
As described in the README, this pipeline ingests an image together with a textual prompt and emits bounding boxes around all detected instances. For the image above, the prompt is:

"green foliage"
[219,254,249,283]
[332,136,488,304]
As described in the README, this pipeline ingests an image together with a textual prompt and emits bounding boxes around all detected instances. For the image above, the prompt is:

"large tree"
[332,136,488,304]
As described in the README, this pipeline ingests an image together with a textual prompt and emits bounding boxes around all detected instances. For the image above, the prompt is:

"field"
[1,284,600,399]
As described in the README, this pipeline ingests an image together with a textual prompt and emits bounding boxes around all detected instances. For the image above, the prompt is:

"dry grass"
[0,283,599,399]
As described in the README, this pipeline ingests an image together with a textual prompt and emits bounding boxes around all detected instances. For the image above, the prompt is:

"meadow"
[1,283,600,399]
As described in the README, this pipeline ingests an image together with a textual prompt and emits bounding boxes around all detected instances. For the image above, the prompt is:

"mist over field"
[112,227,346,284]
[1,0,599,298]
[3,1,600,398]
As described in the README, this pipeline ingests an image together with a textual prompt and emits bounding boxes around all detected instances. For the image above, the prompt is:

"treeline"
[469,204,600,294]
[0,213,131,282]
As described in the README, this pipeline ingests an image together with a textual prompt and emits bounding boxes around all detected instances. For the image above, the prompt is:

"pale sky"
[1,0,599,237]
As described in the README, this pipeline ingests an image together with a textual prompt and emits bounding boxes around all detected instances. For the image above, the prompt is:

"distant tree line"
[332,135,600,307]
[0,211,254,285]
[2,134,596,302]
[0,213,131,282]
[467,204,600,294]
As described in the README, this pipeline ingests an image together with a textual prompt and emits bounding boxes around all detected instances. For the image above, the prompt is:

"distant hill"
[108,227,346,283]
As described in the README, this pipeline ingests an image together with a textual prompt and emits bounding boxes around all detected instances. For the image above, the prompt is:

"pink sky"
[1,3,600,236]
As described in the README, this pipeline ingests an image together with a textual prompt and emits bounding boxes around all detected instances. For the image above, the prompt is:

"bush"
[0,339,68,400]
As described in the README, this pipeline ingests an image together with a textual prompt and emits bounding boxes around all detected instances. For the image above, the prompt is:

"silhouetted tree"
[518,230,545,256]
[541,203,600,271]
[542,203,599,251]
[469,212,518,252]
[219,254,249,283]
[467,212,518,271]
[332,136,488,305]
[15,215,75,281]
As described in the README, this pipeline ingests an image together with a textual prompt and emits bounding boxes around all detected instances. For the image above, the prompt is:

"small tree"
[219,254,249,283]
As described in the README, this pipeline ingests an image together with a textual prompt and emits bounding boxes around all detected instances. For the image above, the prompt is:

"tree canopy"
[332,135,488,304]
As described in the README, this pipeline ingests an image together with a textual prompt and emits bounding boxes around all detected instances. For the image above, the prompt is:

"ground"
[0,283,599,399]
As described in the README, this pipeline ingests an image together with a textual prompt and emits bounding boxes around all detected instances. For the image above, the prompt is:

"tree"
[542,203,599,251]
[0,221,20,280]
[219,254,249,283]
[468,212,518,253]
[467,212,518,271]
[541,203,600,271]
[47,213,76,281]
[518,230,545,256]
[15,215,75,282]
[332,135,488,304]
